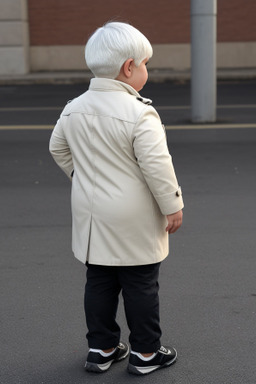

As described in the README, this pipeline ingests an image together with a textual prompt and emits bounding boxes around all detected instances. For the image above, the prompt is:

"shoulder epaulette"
[136,97,152,105]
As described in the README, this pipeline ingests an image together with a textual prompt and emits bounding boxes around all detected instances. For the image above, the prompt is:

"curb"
[0,69,256,85]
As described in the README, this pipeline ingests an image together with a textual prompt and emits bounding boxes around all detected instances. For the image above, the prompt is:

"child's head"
[85,22,153,79]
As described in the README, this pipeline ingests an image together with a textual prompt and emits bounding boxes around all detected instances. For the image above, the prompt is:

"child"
[49,21,184,375]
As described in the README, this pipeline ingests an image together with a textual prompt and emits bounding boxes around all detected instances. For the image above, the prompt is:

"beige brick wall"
[0,0,29,75]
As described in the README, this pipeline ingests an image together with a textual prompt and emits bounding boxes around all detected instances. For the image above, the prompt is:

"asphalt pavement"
[1,79,256,384]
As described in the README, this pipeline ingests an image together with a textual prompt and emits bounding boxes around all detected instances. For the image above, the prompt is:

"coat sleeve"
[49,117,74,180]
[132,106,184,215]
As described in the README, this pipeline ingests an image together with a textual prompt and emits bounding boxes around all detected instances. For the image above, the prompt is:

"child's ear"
[123,58,134,78]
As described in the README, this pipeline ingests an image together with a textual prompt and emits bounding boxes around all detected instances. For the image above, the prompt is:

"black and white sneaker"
[85,341,129,373]
[128,346,177,375]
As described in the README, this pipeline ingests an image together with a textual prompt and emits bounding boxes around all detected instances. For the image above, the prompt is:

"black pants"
[84,262,162,353]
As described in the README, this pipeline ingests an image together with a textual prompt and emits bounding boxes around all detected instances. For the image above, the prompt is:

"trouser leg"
[84,263,121,349]
[119,263,162,353]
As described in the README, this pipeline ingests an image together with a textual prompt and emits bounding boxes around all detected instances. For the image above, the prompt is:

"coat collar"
[89,78,152,105]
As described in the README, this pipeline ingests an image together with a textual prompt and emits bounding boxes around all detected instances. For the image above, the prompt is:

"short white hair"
[85,22,153,79]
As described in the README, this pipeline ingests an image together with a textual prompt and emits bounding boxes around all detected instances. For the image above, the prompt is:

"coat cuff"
[155,186,184,215]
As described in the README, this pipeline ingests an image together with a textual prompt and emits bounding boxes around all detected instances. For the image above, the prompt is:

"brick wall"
[28,0,256,46]
[27,0,190,45]
[218,0,256,42]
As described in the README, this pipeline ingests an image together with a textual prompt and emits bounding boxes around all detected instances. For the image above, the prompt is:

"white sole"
[128,350,177,375]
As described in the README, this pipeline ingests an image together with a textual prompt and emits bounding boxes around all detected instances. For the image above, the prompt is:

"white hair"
[85,22,153,79]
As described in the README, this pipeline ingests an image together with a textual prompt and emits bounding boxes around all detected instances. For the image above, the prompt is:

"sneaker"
[128,346,177,375]
[85,341,129,373]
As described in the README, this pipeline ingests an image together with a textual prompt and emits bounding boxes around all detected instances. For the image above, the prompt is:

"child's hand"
[166,210,183,234]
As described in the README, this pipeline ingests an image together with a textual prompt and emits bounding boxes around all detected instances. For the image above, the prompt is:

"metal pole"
[191,0,217,122]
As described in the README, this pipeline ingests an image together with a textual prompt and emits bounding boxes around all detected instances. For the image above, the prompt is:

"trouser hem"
[130,341,161,354]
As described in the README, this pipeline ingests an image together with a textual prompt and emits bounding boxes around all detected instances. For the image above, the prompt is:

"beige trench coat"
[49,78,184,265]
